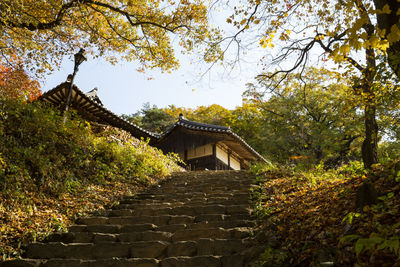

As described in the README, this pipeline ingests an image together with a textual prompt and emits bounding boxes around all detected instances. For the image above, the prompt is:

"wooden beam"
[228,150,231,169]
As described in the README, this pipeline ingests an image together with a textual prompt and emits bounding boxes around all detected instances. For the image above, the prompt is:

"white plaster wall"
[216,146,229,165]
[230,156,241,170]
[187,144,213,160]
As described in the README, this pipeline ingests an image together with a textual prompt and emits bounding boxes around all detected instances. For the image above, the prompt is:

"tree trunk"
[362,102,378,169]
[356,182,378,210]
[358,86,379,210]
[354,1,380,209]
[360,25,378,169]
[373,0,400,78]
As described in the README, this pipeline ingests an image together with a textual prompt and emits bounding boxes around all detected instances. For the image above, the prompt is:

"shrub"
[0,97,180,197]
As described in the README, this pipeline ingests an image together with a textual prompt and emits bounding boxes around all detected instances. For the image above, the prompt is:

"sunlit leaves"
[387,24,400,43]
[228,0,397,77]
[0,57,42,101]
[0,0,221,76]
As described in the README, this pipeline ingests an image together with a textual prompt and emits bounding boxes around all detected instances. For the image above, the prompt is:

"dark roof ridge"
[177,117,231,131]
[157,117,231,139]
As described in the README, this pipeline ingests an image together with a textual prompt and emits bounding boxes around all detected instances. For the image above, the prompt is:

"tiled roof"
[85,87,103,106]
[39,82,158,140]
[177,118,230,132]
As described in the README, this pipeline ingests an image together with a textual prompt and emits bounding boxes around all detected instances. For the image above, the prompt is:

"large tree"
[226,0,399,168]
[244,68,363,165]
[0,0,221,75]
[122,103,176,133]
[0,58,42,101]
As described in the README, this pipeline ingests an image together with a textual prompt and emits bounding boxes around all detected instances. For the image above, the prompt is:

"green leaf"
[339,234,361,243]
[377,238,400,255]
[355,237,385,256]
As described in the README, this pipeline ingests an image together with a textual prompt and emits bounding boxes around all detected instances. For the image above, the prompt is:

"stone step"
[126,192,250,201]
[25,242,133,260]
[193,213,250,222]
[68,223,156,233]
[186,220,255,230]
[107,204,251,217]
[157,179,253,190]
[170,228,251,242]
[114,202,185,210]
[161,256,221,267]
[164,183,251,188]
[66,220,254,236]
[25,241,169,260]
[148,183,253,189]
[76,215,194,226]
[146,188,251,195]
[166,238,247,257]
[159,184,252,191]
[52,227,251,244]
[0,259,42,267]
[166,179,252,184]
[118,228,251,243]
[169,179,251,182]
[1,258,160,267]
[116,197,250,208]
[155,177,252,183]
[25,239,248,260]
[114,202,251,210]
[0,255,247,267]
[160,255,245,267]
[120,198,236,205]
[48,230,172,244]
[76,213,251,227]
[133,191,251,197]
[157,183,252,187]
[167,172,251,181]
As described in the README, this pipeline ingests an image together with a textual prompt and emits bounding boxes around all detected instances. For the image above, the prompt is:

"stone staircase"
[1,170,262,267]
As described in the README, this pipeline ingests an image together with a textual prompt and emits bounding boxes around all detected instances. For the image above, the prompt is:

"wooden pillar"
[184,150,190,171]
[212,143,217,170]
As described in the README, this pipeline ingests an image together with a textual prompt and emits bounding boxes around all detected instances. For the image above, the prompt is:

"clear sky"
[42,54,259,116]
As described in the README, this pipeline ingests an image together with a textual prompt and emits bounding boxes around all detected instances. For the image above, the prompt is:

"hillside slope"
[250,162,400,266]
[0,98,181,259]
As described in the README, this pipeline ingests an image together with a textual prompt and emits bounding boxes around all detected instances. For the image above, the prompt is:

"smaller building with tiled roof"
[40,81,267,170]
[151,114,267,170]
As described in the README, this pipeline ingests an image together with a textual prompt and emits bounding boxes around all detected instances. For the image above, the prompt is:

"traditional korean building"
[39,82,267,170]
[151,115,266,170]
